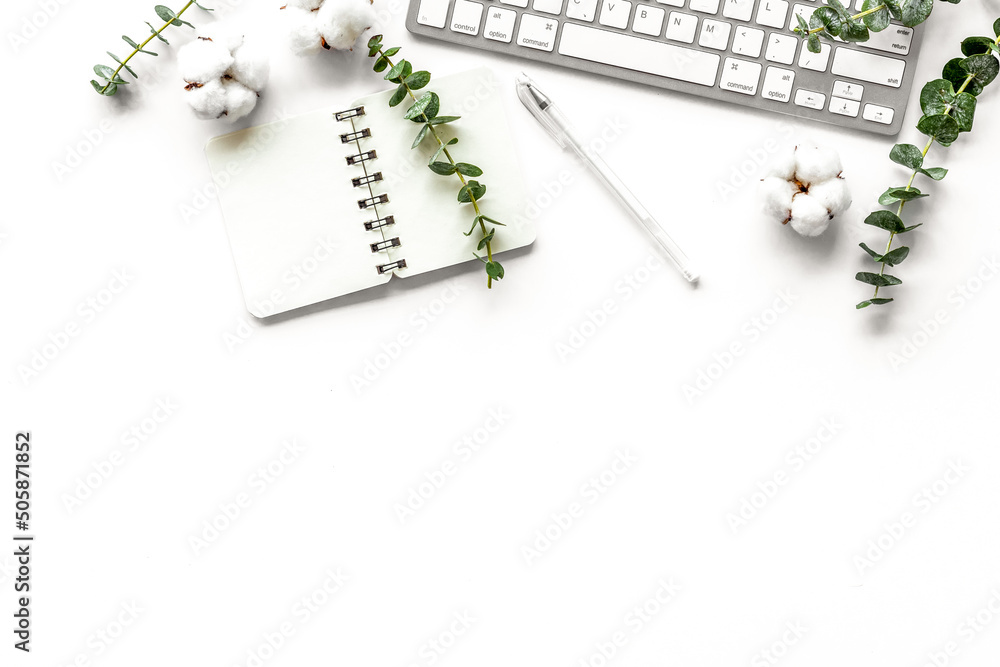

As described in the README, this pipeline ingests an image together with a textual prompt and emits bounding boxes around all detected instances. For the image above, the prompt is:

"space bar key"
[558,23,720,86]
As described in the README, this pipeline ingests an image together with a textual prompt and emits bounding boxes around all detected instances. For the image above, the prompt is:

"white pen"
[515,73,698,283]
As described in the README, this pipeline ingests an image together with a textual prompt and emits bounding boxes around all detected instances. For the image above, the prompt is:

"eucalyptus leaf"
[855,272,902,287]
[864,210,905,233]
[889,143,923,170]
[961,53,999,87]
[810,7,843,37]
[917,113,960,146]
[861,0,889,32]
[388,85,407,107]
[881,246,910,266]
[883,0,901,19]
[477,228,495,251]
[918,166,948,180]
[795,12,810,35]
[840,19,869,43]
[146,21,169,43]
[943,58,983,96]
[411,124,431,149]
[428,115,460,125]
[403,92,440,122]
[961,36,996,56]
[919,79,954,115]
[485,261,504,280]
[455,163,483,177]
[953,92,977,132]
[108,52,138,78]
[859,242,883,261]
[807,34,821,53]
[405,71,431,89]
[373,56,388,72]
[428,161,457,175]
[899,0,932,27]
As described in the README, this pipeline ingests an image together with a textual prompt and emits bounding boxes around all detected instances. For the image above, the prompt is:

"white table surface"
[4,0,1000,664]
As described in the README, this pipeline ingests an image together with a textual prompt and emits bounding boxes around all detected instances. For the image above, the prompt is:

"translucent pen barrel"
[550,107,698,282]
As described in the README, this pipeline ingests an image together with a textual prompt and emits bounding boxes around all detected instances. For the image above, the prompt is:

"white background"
[3,0,1000,665]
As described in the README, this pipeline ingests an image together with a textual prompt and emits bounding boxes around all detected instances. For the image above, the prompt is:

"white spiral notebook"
[206,67,535,317]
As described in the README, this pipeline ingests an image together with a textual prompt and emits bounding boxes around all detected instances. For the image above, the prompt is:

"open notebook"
[206,67,535,317]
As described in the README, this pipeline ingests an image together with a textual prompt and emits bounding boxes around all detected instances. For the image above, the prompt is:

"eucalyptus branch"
[366,35,506,288]
[856,25,1000,309]
[793,0,958,55]
[91,2,212,96]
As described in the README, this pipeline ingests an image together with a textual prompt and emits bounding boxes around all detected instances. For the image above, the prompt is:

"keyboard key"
[665,11,697,43]
[832,79,863,100]
[831,47,905,87]
[558,22,721,85]
[765,33,797,64]
[517,13,559,50]
[416,0,452,28]
[484,7,517,42]
[731,26,764,58]
[698,19,731,50]
[450,0,484,35]
[794,88,825,109]
[633,4,666,36]
[689,0,720,13]
[756,0,788,29]
[599,0,632,28]
[722,0,753,21]
[719,57,762,95]
[830,96,860,117]
[861,25,913,56]
[798,42,831,71]
[500,0,528,7]
[566,0,600,21]
[863,103,894,124]
[761,66,794,102]
[533,0,564,14]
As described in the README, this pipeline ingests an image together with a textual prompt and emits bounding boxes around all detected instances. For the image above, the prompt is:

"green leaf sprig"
[367,35,506,288]
[856,22,1000,309]
[793,0,959,54]
[91,2,213,96]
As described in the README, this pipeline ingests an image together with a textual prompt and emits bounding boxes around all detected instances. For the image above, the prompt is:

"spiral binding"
[335,105,404,276]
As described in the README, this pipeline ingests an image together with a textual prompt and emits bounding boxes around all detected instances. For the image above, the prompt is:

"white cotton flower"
[794,143,842,185]
[283,0,376,55]
[178,25,270,122]
[178,38,234,83]
[759,176,796,222]
[788,193,831,237]
[759,142,851,237]
[186,79,228,120]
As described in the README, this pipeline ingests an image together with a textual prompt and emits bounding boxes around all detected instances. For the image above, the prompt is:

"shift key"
[831,47,905,87]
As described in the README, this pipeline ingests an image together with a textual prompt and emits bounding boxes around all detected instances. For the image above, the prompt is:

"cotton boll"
[185,79,228,119]
[788,193,831,237]
[760,176,797,221]
[228,40,270,91]
[766,149,797,181]
[178,38,235,83]
[316,0,376,50]
[808,178,852,217]
[795,143,842,185]
[221,79,259,121]
[285,5,324,55]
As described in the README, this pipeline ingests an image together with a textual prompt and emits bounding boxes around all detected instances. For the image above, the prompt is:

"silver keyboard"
[406,0,922,135]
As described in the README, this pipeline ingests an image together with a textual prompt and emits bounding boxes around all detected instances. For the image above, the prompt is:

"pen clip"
[515,74,568,149]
